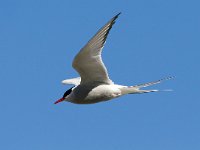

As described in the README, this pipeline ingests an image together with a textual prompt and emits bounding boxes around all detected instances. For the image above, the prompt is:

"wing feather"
[72,13,121,84]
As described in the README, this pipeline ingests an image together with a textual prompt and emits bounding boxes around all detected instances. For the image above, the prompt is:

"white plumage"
[55,13,173,104]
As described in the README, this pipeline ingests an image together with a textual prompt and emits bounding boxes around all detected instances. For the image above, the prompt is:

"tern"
[55,13,173,104]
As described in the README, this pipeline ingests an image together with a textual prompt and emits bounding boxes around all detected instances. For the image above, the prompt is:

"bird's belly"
[70,84,121,104]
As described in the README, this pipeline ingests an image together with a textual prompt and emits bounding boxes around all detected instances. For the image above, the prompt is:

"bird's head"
[54,86,74,104]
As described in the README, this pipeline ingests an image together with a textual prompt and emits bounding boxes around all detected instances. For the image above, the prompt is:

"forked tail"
[120,76,174,94]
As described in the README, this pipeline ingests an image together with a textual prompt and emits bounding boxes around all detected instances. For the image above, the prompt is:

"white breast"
[67,84,122,104]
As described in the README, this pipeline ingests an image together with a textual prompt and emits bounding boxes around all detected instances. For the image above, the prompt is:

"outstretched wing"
[72,13,121,84]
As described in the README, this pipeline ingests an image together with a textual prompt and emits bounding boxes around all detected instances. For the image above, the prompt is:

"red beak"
[54,97,65,104]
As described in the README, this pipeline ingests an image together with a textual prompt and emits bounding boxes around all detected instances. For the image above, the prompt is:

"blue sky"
[0,0,199,149]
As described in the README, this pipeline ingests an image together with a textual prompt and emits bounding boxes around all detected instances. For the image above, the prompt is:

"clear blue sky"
[0,0,199,149]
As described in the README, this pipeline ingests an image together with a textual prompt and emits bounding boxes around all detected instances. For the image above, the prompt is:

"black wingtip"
[117,12,122,16]
[102,12,121,43]
[114,12,121,19]
[109,12,121,26]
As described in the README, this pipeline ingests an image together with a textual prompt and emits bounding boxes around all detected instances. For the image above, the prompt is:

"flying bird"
[55,13,173,104]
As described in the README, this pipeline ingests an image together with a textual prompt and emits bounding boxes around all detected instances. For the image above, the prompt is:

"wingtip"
[109,12,121,26]
[117,12,122,16]
[115,12,121,19]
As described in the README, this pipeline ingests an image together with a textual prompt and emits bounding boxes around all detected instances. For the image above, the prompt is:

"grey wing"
[72,13,121,84]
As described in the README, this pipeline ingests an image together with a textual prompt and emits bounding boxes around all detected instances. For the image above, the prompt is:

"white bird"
[55,13,173,104]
